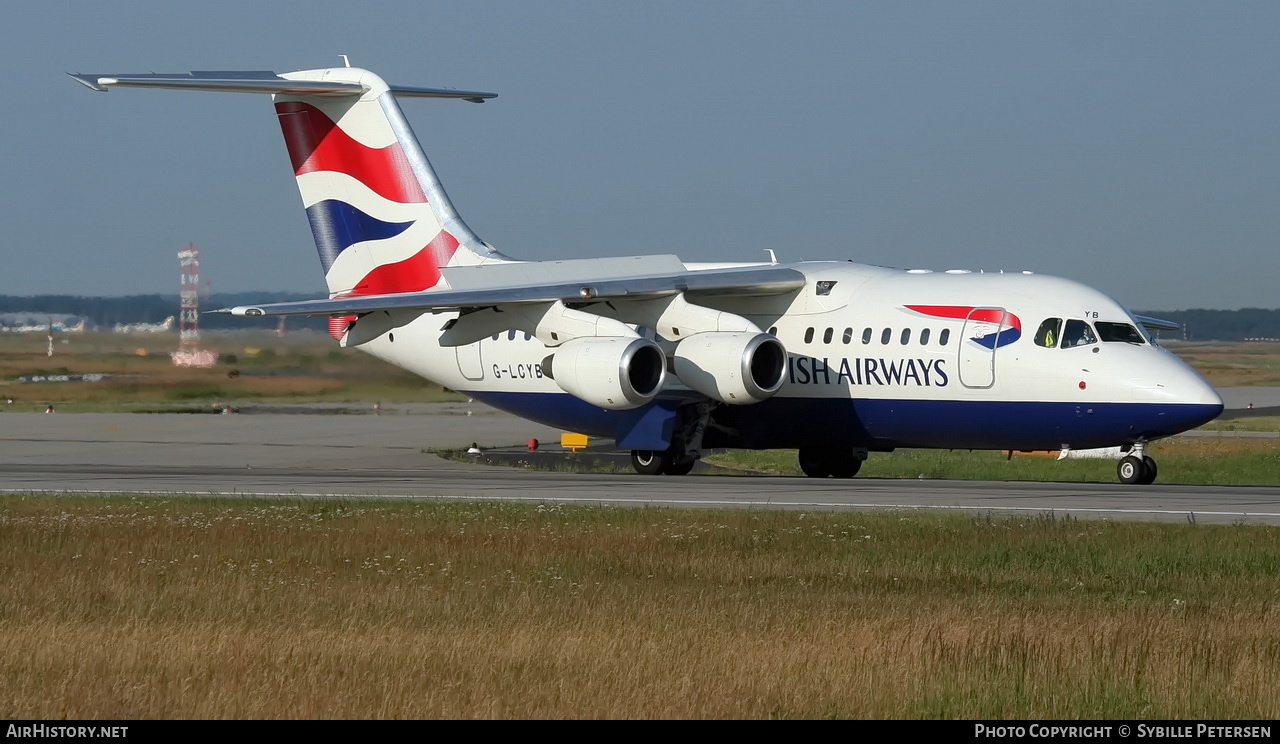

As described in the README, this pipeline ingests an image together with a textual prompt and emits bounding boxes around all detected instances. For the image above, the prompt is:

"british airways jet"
[69,63,1223,485]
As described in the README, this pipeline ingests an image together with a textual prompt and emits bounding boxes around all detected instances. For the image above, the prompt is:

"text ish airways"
[788,356,949,387]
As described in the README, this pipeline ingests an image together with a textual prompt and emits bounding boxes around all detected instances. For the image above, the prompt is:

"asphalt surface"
[1217,386,1280,411]
[0,396,1277,525]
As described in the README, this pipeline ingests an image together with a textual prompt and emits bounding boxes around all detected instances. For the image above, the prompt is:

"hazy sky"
[4,1,1277,310]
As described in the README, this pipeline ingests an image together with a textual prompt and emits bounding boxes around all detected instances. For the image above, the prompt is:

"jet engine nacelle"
[542,336,667,410]
[673,332,787,405]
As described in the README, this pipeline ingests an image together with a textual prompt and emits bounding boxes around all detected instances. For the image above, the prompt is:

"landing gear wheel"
[798,447,832,478]
[799,446,864,478]
[665,458,696,476]
[631,450,669,475]
[828,456,863,479]
[1117,455,1147,485]
[1138,456,1158,485]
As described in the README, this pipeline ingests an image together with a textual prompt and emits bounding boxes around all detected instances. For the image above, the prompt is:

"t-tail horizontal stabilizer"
[66,71,496,102]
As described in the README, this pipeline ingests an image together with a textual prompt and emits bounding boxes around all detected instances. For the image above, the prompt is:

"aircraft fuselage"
[357,261,1222,453]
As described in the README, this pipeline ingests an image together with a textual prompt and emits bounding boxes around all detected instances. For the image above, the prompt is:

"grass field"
[0,330,464,411]
[705,436,1280,486]
[1203,416,1280,433]
[1165,341,1280,387]
[2,495,1278,719]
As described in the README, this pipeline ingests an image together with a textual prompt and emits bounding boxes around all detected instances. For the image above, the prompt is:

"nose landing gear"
[1117,442,1158,485]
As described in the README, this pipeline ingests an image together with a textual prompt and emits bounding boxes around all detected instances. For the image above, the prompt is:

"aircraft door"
[455,340,484,381]
[957,307,1005,389]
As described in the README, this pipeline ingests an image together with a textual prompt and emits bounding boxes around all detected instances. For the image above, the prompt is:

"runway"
[2,403,1278,525]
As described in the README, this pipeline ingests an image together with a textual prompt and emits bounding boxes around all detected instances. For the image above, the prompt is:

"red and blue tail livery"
[271,79,495,301]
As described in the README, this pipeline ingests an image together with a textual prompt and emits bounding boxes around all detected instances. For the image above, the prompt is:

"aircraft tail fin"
[69,66,510,325]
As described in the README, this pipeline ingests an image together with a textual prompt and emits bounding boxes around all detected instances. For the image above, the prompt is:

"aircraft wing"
[214,259,808,318]
[1134,314,1181,332]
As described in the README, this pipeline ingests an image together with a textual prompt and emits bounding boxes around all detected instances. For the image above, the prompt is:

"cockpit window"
[1034,318,1061,348]
[1061,319,1097,348]
[1096,321,1145,345]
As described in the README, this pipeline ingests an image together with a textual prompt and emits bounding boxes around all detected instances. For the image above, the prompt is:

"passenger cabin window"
[862,328,872,344]
[920,328,931,345]
[880,328,892,345]
[804,327,814,344]
[1096,322,1145,345]
[1035,318,1062,348]
[1061,319,1098,348]
[900,328,911,345]
[842,327,853,344]
[823,328,833,344]
[939,329,950,346]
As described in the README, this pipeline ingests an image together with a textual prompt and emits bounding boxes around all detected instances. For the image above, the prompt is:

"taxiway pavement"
[1,402,1277,525]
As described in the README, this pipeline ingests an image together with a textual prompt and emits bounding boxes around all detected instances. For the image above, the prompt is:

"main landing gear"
[1116,442,1158,485]
[630,449,695,476]
[798,446,868,479]
[629,402,713,476]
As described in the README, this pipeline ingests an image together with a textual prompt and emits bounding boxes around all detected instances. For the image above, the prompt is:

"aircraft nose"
[1183,377,1225,429]
[1130,355,1224,434]
[1165,362,1224,429]
[1195,378,1225,410]
[1170,355,1224,408]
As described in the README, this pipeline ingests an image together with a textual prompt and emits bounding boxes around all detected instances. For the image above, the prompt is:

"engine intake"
[673,332,787,404]
[541,336,666,410]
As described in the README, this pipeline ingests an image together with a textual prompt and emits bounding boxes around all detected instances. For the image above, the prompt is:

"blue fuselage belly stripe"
[466,391,1223,450]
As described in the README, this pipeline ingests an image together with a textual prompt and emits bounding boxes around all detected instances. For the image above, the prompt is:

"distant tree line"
[0,294,328,331]
[1134,308,1280,342]
[0,295,1276,341]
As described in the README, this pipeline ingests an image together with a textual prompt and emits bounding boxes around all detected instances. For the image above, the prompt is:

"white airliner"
[70,63,1223,484]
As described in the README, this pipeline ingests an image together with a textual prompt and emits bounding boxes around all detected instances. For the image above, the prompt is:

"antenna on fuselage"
[764,249,778,264]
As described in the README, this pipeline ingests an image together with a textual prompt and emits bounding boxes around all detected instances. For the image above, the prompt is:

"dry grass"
[2,496,1278,719]
[0,331,463,409]
[1167,342,1280,387]
[1204,416,1280,433]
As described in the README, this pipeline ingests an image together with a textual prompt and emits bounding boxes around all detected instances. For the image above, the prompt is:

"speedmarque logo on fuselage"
[905,304,1023,350]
